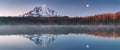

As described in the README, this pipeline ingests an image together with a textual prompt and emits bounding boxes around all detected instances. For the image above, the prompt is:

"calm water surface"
[0,25,120,50]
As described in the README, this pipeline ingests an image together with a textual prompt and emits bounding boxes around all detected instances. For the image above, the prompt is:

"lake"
[0,25,120,50]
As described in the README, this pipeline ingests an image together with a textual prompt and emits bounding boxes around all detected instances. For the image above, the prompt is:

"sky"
[0,0,120,17]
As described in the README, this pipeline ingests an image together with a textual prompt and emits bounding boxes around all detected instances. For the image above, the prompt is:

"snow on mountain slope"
[23,5,59,17]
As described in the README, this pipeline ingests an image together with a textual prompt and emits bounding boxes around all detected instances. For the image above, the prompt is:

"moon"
[86,45,90,48]
[86,4,90,8]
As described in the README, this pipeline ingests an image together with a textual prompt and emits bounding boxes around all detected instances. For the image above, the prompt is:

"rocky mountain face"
[23,5,59,17]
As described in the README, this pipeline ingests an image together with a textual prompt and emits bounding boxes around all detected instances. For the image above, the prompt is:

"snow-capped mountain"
[23,5,59,17]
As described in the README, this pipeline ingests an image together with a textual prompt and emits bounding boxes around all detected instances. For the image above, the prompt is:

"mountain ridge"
[23,5,59,17]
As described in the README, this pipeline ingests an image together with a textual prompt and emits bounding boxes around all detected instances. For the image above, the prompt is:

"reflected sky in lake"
[0,25,120,50]
[0,33,120,50]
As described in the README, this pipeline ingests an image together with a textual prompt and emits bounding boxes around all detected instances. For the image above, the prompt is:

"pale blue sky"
[0,0,120,17]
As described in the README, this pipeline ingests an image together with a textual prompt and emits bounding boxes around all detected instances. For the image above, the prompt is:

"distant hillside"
[81,11,120,25]
[0,11,120,25]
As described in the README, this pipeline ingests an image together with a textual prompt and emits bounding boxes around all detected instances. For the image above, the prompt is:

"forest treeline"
[0,11,120,25]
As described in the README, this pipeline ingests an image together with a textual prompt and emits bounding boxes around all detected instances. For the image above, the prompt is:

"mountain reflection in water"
[0,32,119,50]
[22,32,120,47]
[23,34,58,47]
[0,25,120,50]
